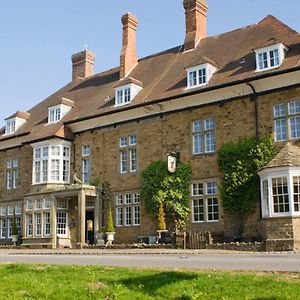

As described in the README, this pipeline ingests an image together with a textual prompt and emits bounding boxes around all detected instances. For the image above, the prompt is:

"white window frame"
[259,166,300,218]
[186,63,216,89]
[191,181,219,223]
[32,140,71,185]
[119,135,137,174]
[274,100,300,142]
[255,43,287,72]
[114,83,142,107]
[192,118,216,154]
[115,192,140,227]
[0,219,6,239]
[6,159,18,190]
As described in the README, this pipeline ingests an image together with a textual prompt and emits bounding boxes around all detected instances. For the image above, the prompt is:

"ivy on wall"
[217,137,277,216]
[141,160,192,230]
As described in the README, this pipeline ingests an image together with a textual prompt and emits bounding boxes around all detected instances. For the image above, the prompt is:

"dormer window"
[254,43,288,72]
[116,87,131,105]
[4,111,30,135]
[5,119,16,135]
[47,99,73,124]
[186,63,216,89]
[114,78,143,107]
[48,106,61,123]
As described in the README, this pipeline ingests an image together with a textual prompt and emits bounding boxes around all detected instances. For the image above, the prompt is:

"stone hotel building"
[1,0,300,250]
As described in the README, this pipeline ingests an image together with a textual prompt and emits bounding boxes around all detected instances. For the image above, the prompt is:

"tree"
[141,160,192,231]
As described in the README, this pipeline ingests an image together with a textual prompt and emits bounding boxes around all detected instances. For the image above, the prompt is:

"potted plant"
[157,202,168,243]
[105,204,115,246]
[11,219,18,246]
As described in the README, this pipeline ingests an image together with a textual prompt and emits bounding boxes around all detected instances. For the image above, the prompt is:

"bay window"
[32,140,71,184]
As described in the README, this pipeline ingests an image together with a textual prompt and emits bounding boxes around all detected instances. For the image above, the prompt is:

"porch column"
[22,198,27,239]
[50,195,57,249]
[94,190,100,242]
[77,190,86,247]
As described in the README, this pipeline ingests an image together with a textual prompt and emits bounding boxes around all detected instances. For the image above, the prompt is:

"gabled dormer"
[114,78,143,107]
[186,62,217,89]
[254,42,288,72]
[48,98,74,124]
[4,111,30,135]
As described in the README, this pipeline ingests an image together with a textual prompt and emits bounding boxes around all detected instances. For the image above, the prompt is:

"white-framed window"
[0,219,6,239]
[34,199,42,210]
[119,135,137,174]
[274,101,300,141]
[43,212,51,236]
[48,107,61,124]
[192,118,216,154]
[7,218,13,238]
[5,119,16,134]
[26,214,33,237]
[57,199,68,210]
[191,181,219,223]
[7,205,13,216]
[255,43,287,72]
[35,213,42,237]
[114,83,142,107]
[115,192,140,227]
[0,206,7,216]
[15,204,22,215]
[82,154,91,184]
[259,167,300,218]
[26,199,33,211]
[6,159,18,190]
[15,217,21,231]
[44,198,51,210]
[82,145,90,157]
[32,141,71,184]
[186,63,216,89]
[57,212,67,236]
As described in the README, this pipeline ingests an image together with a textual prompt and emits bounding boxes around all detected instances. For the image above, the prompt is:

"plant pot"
[12,235,18,246]
[106,232,115,246]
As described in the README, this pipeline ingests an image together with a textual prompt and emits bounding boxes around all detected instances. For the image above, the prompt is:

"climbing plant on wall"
[217,137,277,216]
[141,160,192,230]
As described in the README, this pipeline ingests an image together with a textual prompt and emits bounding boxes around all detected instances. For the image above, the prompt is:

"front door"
[85,211,94,244]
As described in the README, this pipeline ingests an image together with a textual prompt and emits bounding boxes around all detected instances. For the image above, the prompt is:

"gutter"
[246,82,259,143]
[65,65,300,126]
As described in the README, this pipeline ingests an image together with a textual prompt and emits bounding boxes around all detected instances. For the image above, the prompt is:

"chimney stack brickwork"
[71,50,96,80]
[183,0,208,51]
[120,12,138,79]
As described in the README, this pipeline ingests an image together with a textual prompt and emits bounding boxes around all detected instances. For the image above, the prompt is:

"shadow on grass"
[118,271,197,298]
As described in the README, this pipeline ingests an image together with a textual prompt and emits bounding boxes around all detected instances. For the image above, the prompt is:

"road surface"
[0,252,299,272]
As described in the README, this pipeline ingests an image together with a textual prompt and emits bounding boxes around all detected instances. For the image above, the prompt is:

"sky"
[0,0,300,127]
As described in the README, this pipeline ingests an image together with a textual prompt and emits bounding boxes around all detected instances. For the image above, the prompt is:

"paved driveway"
[0,250,299,272]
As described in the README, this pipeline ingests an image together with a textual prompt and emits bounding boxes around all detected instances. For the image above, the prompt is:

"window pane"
[192,183,204,196]
[207,182,217,195]
[193,120,203,133]
[272,177,289,213]
[193,133,204,154]
[273,104,286,117]
[205,131,216,152]
[274,119,287,141]
[293,176,300,212]
[288,101,300,115]
[207,198,219,221]
[290,116,300,139]
[205,117,215,130]
[193,199,204,222]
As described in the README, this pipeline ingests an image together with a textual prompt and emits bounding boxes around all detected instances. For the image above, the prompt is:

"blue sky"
[0,0,299,127]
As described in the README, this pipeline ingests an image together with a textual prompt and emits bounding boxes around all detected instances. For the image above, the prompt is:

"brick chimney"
[71,50,96,80]
[183,0,208,51]
[120,12,138,79]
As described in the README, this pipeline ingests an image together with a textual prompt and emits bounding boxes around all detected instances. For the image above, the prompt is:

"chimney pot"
[71,50,96,80]
[183,0,208,51]
[120,12,138,79]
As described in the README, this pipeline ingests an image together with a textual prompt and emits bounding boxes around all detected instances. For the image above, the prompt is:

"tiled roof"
[1,14,300,144]
[262,143,300,169]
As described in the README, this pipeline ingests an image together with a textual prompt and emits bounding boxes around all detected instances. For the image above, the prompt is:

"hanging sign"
[167,153,177,173]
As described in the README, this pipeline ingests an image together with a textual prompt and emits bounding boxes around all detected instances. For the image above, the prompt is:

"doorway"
[85,211,94,244]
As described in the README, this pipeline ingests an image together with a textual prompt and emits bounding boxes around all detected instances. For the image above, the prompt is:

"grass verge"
[0,264,299,299]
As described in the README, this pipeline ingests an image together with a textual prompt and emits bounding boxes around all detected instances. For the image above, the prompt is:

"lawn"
[0,264,299,299]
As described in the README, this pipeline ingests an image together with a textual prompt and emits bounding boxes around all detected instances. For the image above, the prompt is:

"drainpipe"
[247,82,263,220]
[246,82,259,143]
